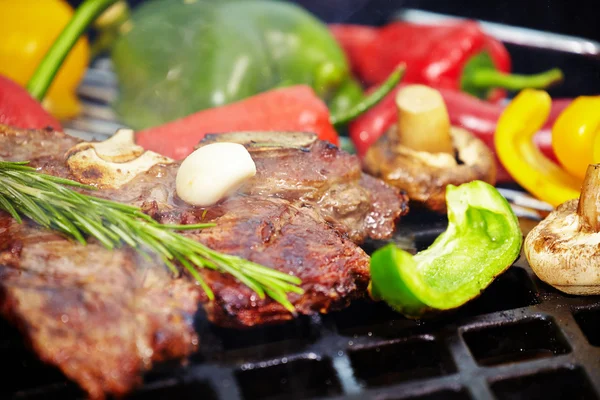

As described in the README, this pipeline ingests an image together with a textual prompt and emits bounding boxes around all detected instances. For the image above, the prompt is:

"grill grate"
[3,213,600,400]
[3,18,600,398]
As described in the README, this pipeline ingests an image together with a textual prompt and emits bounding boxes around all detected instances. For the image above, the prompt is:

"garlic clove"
[176,142,257,207]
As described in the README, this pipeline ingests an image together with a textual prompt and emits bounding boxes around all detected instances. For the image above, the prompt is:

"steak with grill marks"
[0,125,408,399]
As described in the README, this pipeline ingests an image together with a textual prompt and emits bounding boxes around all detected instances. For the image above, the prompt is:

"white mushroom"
[395,84,454,155]
[363,84,496,213]
[65,129,173,189]
[525,163,600,295]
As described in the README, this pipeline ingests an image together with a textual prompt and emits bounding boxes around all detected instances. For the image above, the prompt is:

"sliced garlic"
[66,129,173,189]
[176,142,256,206]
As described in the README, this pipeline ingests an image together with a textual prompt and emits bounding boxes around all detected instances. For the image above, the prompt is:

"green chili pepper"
[460,52,563,101]
[110,0,361,129]
[327,78,364,121]
[330,64,405,127]
[369,180,523,317]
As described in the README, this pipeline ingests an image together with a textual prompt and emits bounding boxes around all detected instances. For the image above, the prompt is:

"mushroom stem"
[394,84,454,154]
[577,163,600,232]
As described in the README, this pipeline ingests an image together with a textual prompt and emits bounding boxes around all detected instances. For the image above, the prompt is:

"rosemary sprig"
[0,161,302,312]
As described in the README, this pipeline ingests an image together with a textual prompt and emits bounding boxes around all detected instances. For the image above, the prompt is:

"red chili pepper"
[329,21,563,101]
[349,83,571,183]
[136,85,339,160]
[0,75,62,131]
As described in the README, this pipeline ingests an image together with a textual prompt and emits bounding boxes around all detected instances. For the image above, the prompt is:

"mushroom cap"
[524,199,600,295]
[363,125,496,213]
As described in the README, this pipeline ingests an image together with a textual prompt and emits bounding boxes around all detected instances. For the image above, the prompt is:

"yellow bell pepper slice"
[0,0,90,120]
[551,95,600,181]
[494,89,581,207]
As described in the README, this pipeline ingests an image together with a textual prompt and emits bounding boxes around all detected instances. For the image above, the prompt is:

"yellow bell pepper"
[551,95,600,181]
[494,89,581,207]
[0,0,90,120]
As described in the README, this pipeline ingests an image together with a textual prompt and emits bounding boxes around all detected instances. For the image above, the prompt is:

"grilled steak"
[0,219,200,399]
[198,131,407,243]
[0,125,408,398]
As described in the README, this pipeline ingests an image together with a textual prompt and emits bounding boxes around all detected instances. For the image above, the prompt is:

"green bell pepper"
[110,0,363,129]
[369,180,523,318]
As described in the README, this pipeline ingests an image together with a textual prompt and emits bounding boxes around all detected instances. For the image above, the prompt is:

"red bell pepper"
[1,75,339,160]
[329,21,563,102]
[328,24,378,78]
[136,85,339,160]
[349,83,572,183]
[0,0,118,132]
[0,75,62,131]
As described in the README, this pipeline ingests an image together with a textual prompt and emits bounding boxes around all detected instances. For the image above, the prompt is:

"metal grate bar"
[393,8,600,58]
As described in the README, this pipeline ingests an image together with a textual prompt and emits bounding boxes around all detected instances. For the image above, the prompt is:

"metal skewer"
[394,8,600,59]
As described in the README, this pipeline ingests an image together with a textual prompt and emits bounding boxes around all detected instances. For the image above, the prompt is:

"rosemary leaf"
[161,255,182,277]
[109,224,138,248]
[135,225,176,261]
[69,212,117,249]
[215,259,267,299]
[31,172,95,190]
[0,161,300,311]
[257,274,305,295]
[181,258,215,300]
[0,192,21,223]
[41,202,87,244]
[161,223,217,230]
[264,288,296,314]
[237,261,303,284]
[175,254,214,300]
[4,183,51,226]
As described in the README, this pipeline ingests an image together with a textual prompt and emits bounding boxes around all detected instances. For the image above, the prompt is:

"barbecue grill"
[2,4,600,400]
[4,212,600,399]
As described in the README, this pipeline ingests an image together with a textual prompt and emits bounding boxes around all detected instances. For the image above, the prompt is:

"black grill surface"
[3,13,600,399]
[3,212,600,400]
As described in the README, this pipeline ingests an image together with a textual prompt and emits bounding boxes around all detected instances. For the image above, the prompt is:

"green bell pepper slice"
[370,180,523,317]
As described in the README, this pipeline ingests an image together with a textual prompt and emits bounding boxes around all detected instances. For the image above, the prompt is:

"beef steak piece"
[198,131,408,243]
[0,125,408,398]
[0,216,201,399]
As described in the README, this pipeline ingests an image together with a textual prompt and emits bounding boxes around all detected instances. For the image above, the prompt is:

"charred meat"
[0,217,200,399]
[0,125,408,398]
